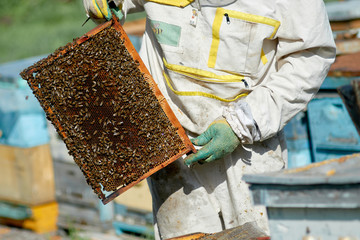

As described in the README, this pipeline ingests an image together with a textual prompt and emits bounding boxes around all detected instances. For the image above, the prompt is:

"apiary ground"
[0,223,148,240]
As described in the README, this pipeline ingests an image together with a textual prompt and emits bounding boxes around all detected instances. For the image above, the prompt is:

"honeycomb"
[20,19,194,204]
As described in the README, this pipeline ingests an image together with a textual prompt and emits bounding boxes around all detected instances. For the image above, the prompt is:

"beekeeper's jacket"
[118,0,336,239]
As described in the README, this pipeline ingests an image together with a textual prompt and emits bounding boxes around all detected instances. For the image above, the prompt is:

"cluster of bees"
[21,26,186,199]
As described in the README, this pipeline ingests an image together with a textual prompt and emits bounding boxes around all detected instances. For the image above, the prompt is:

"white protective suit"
[114,0,336,239]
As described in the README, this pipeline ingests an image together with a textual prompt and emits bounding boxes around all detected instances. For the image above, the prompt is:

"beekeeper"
[83,0,336,239]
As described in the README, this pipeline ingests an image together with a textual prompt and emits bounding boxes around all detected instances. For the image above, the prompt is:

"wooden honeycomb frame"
[21,17,195,204]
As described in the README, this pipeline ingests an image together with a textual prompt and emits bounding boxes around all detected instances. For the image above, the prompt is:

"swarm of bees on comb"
[20,20,193,203]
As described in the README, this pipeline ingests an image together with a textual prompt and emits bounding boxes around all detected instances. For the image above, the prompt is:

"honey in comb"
[20,24,189,201]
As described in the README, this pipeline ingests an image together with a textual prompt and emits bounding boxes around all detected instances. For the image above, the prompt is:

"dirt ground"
[0,224,66,240]
[0,224,146,240]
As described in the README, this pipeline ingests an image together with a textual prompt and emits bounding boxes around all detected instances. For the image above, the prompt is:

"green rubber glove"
[83,0,112,22]
[184,118,241,166]
[83,0,123,23]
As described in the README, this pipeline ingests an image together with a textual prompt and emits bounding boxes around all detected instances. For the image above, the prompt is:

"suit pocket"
[208,8,280,76]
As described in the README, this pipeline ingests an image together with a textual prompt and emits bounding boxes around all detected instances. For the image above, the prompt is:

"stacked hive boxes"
[0,57,57,233]
[284,0,360,167]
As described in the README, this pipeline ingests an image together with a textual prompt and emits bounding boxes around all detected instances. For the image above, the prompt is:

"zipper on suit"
[242,79,249,88]
[224,13,230,24]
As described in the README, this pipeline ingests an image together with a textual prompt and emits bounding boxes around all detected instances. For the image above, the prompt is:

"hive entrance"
[21,18,195,204]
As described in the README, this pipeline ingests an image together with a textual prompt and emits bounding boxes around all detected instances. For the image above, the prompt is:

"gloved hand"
[83,0,113,24]
[184,118,241,166]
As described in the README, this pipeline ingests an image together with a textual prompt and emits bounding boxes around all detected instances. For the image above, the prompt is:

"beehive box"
[20,17,195,204]
[243,154,360,240]
[0,144,55,206]
[166,222,269,240]
[0,62,49,148]
[0,201,58,234]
